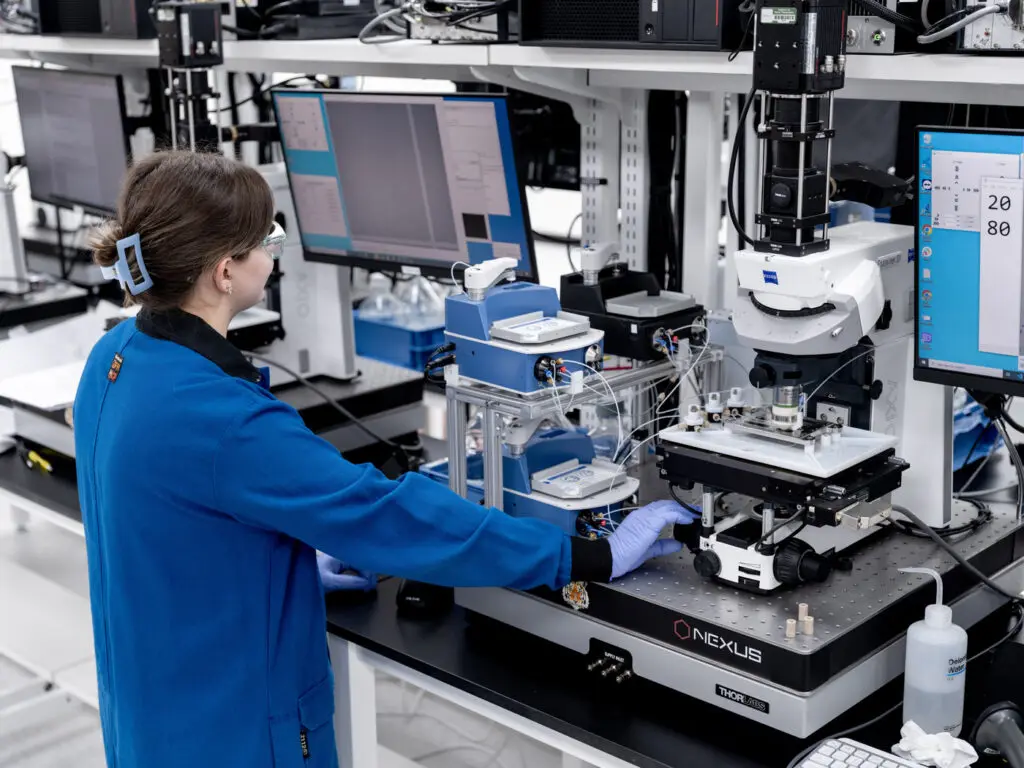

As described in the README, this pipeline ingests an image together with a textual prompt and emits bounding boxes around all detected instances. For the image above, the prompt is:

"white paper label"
[180,13,191,58]
[978,176,1024,357]
[760,7,798,24]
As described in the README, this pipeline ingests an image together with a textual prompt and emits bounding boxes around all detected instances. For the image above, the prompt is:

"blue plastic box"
[353,311,445,371]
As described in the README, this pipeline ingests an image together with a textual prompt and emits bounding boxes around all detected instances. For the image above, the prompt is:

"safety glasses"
[262,221,286,260]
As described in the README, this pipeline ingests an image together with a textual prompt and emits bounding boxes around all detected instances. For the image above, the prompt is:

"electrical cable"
[263,0,303,15]
[756,510,806,551]
[728,9,755,61]
[856,0,921,31]
[727,87,757,247]
[560,359,623,453]
[886,499,992,541]
[449,260,470,293]
[958,446,997,497]
[667,484,702,518]
[445,0,512,26]
[532,230,579,246]
[892,502,1022,604]
[967,603,1024,664]
[374,0,408,33]
[958,479,1018,500]
[222,23,258,39]
[360,3,413,42]
[995,418,1024,519]
[565,212,582,272]
[648,90,678,290]
[217,75,321,112]
[1002,408,1024,435]
[803,337,906,405]
[961,421,998,475]
[920,4,985,34]
[917,3,1003,42]
[246,354,420,458]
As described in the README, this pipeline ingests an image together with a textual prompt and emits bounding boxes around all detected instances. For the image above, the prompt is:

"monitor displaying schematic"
[271,90,536,279]
[914,126,1024,396]
[12,66,131,214]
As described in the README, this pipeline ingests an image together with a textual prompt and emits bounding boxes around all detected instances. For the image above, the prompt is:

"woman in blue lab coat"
[74,151,696,768]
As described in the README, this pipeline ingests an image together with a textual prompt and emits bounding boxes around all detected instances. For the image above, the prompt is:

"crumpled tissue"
[892,721,979,768]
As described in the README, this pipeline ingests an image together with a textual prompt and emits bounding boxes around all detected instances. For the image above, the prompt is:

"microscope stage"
[658,421,898,479]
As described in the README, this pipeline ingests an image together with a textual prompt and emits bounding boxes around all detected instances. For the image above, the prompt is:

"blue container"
[353,311,445,371]
[419,456,486,505]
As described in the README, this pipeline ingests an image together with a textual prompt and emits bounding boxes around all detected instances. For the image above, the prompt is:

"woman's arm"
[213,398,613,589]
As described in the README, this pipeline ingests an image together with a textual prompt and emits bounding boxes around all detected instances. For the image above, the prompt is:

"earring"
[224,283,233,295]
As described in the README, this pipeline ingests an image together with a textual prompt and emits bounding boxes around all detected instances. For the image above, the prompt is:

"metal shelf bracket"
[468,65,590,123]
[512,67,632,127]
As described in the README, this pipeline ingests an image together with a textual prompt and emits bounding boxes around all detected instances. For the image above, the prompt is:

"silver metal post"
[0,185,28,292]
[701,488,715,529]
[167,68,178,151]
[185,70,196,152]
[446,389,467,498]
[757,92,768,242]
[482,406,504,511]
[822,93,835,242]
[762,503,776,544]
[795,95,807,247]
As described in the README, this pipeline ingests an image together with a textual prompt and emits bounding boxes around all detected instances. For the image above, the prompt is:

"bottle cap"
[925,603,953,628]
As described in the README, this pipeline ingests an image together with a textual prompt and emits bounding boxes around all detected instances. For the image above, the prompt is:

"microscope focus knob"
[694,550,722,578]
[868,380,884,400]
[749,365,776,388]
[773,539,832,586]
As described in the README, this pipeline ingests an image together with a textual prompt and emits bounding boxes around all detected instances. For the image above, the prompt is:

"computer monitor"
[271,90,537,280]
[914,126,1024,396]
[12,66,131,215]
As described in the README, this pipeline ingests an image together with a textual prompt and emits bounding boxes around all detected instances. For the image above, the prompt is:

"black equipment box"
[154,2,224,68]
[518,0,749,51]
[37,0,156,38]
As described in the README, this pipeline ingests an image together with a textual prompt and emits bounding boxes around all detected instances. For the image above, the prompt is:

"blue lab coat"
[73,308,610,768]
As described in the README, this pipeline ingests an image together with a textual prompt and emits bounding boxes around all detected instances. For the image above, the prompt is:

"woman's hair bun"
[91,220,124,269]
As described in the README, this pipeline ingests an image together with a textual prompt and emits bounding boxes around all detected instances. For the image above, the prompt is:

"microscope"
[656,0,950,594]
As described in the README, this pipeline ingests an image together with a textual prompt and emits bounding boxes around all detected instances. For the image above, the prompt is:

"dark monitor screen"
[12,66,130,215]
[913,126,1024,397]
[271,89,537,280]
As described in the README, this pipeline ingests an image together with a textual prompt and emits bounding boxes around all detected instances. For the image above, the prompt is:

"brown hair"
[91,150,274,311]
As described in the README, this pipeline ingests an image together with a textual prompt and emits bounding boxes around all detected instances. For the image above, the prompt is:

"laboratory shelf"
[1,32,1021,104]
[492,47,1024,106]
[0,558,93,683]
[0,34,487,79]
[223,38,488,79]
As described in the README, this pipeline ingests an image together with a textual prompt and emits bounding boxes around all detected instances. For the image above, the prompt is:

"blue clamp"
[100,233,152,296]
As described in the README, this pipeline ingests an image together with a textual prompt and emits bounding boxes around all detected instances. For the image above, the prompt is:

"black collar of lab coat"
[137,308,263,384]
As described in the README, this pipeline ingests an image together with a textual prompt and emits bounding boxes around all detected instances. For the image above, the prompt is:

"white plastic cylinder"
[902,603,968,736]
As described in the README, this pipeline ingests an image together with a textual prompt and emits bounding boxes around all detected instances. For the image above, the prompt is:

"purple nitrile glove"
[316,552,377,593]
[608,500,699,579]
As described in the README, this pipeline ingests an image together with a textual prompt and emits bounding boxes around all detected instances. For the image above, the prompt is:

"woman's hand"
[607,500,699,580]
[316,552,377,592]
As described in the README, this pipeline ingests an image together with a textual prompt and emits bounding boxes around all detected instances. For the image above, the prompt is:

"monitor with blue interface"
[914,126,1024,397]
[271,89,536,280]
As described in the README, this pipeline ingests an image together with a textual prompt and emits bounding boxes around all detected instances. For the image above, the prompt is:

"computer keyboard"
[801,738,925,768]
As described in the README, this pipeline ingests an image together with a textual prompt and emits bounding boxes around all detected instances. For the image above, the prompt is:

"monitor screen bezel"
[912,124,1024,398]
[270,88,539,283]
[11,65,132,216]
